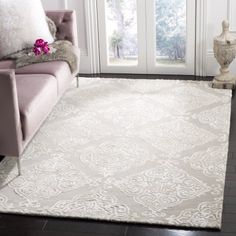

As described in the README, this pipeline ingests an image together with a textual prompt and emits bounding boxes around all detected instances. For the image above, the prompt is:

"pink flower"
[42,45,50,54]
[42,42,50,54]
[33,39,51,55]
[34,39,45,48]
[33,46,42,56]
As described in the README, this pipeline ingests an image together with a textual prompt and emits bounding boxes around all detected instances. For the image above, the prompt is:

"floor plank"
[0,229,106,236]
[44,218,127,236]
[0,214,46,230]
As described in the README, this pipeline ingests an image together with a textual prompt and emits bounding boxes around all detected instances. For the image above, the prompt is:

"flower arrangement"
[33,39,50,56]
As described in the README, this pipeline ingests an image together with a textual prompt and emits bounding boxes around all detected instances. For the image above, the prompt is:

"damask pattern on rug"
[0,78,232,229]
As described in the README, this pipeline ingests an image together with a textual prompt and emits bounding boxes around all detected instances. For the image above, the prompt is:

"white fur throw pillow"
[0,0,54,58]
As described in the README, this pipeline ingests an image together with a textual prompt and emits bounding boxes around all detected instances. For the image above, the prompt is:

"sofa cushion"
[16,61,72,95]
[16,74,57,141]
[46,11,78,47]
[47,16,57,40]
[0,60,15,70]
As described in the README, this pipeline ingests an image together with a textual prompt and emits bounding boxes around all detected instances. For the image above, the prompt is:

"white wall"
[206,0,236,76]
[41,0,65,9]
[42,0,236,76]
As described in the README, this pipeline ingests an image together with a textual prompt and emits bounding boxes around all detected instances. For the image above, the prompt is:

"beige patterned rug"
[0,78,232,229]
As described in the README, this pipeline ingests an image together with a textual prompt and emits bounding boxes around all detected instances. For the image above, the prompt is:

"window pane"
[155,0,186,65]
[105,0,138,66]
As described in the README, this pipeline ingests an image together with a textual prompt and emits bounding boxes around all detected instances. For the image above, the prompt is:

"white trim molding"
[228,0,236,32]
[88,0,100,74]
[64,0,68,9]
[81,0,100,74]
[78,0,100,74]
[195,0,207,77]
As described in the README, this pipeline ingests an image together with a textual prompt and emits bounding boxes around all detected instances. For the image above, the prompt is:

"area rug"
[0,78,232,229]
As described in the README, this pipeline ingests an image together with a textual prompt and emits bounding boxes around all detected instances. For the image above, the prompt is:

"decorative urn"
[213,20,236,89]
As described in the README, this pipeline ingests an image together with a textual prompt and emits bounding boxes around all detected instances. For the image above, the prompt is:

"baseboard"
[79,73,213,81]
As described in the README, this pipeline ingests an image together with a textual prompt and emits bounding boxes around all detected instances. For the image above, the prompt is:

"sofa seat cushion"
[16,61,72,95]
[16,74,57,141]
[0,60,15,69]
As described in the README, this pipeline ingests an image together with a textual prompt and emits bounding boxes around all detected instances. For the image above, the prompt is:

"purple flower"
[33,46,42,56]
[34,39,45,48]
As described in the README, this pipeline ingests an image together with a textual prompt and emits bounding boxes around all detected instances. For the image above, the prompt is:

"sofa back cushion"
[0,0,54,59]
[46,11,78,47]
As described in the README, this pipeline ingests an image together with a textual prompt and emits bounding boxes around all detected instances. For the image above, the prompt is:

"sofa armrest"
[46,10,78,47]
[0,70,22,157]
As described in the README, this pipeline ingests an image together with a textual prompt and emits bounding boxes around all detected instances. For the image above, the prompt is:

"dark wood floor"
[0,75,235,236]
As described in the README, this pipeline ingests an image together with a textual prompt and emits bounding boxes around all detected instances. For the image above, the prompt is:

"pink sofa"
[0,10,80,174]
